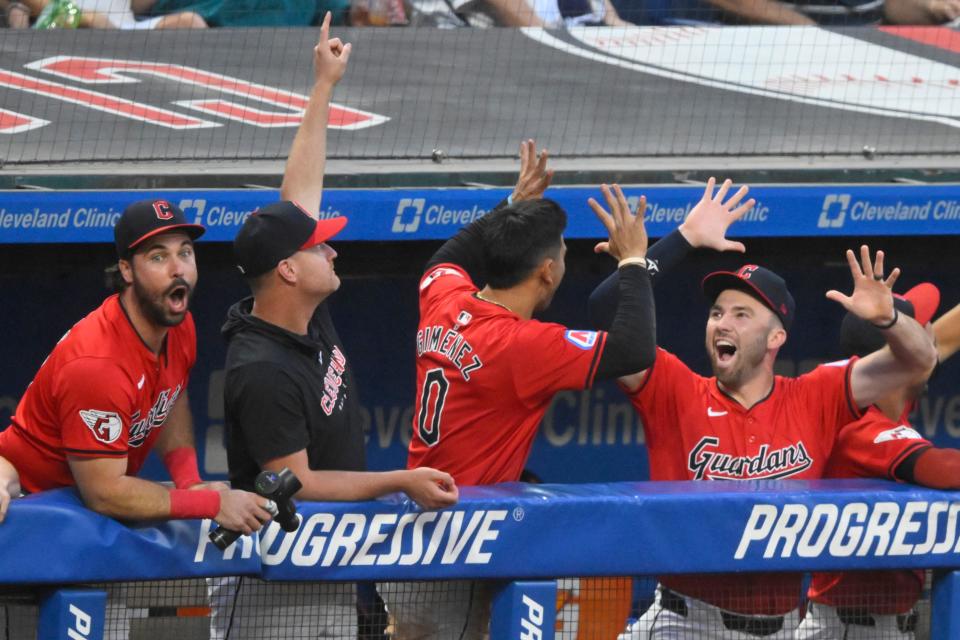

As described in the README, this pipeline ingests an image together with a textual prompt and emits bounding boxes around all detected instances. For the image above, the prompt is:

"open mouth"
[166,284,189,314]
[715,339,737,363]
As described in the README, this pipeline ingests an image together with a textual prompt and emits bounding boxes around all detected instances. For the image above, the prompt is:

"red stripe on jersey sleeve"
[583,331,608,388]
[842,356,863,421]
[887,442,932,481]
[63,447,129,458]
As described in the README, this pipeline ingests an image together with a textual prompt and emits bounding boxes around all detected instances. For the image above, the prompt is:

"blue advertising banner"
[2,183,960,243]
[38,590,106,640]
[6,480,960,585]
[0,489,259,583]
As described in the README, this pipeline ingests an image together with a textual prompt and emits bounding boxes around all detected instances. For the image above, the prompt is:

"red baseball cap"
[900,282,940,326]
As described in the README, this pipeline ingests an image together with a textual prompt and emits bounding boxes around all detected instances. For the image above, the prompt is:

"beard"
[132,276,192,327]
[710,332,767,389]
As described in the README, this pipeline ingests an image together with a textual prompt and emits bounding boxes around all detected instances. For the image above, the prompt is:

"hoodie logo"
[321,347,347,415]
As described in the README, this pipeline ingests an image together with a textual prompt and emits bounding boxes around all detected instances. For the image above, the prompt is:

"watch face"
[255,471,281,494]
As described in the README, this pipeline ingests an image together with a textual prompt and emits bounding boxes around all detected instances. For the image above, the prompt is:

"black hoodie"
[222,297,365,492]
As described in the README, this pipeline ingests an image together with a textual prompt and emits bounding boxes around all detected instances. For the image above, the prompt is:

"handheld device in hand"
[209,468,303,551]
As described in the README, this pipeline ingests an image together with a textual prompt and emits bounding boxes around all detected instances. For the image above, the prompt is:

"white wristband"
[618,257,647,269]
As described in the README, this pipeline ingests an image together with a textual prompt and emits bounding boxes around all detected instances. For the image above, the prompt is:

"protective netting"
[0,573,937,639]
[2,19,959,166]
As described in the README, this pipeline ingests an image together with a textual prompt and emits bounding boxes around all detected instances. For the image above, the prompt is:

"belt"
[659,587,785,637]
[833,606,917,633]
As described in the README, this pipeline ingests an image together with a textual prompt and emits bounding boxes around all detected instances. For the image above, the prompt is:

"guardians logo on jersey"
[129,384,183,448]
[688,436,813,480]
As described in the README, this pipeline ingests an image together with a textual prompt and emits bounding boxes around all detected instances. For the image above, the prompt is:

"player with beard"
[0,199,272,533]
[590,247,936,639]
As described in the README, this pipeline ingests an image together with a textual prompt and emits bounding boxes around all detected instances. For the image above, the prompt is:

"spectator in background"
[144,0,349,26]
[704,0,960,25]
[21,0,206,27]
[1,0,31,26]
[406,0,629,27]
[608,0,721,25]
[0,456,18,523]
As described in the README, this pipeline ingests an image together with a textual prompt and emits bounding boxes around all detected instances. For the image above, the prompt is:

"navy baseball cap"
[115,199,205,258]
[702,264,796,331]
[233,201,347,277]
[839,283,940,357]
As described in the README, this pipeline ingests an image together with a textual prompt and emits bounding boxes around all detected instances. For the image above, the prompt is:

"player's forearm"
[298,469,409,502]
[153,395,196,456]
[588,229,692,331]
[900,447,960,489]
[76,475,175,520]
[934,303,960,362]
[882,313,938,376]
[424,216,489,281]
[595,265,656,379]
[280,82,334,217]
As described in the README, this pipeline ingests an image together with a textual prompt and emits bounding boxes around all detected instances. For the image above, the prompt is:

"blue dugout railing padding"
[6,479,960,582]
[2,183,960,244]
[8,480,960,638]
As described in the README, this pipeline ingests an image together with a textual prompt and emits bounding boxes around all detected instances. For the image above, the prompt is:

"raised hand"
[511,139,554,203]
[588,184,648,262]
[679,177,754,252]
[826,245,900,325]
[403,468,459,510]
[314,11,352,88]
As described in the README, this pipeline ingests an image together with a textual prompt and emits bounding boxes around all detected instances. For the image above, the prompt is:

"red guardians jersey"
[809,405,932,614]
[407,264,607,486]
[626,347,861,615]
[0,295,195,492]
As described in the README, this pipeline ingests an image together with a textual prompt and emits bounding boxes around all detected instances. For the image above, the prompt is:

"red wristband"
[169,489,220,520]
[163,447,203,489]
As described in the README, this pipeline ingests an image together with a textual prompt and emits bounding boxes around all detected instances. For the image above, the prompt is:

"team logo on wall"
[523,26,960,129]
[79,409,123,444]
[0,56,390,133]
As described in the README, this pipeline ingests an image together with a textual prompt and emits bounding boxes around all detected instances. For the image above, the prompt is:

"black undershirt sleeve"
[424,197,509,282]
[893,446,930,484]
[588,229,693,331]
[594,265,656,380]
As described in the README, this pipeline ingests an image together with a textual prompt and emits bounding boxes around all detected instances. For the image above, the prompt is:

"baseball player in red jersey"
[0,200,271,532]
[602,247,937,639]
[388,159,755,636]
[800,286,960,639]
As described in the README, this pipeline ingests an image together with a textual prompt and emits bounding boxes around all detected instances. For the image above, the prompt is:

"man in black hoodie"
[212,14,457,640]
